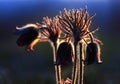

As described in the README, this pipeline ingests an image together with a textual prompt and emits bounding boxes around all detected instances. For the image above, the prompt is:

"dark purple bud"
[85,43,102,65]
[16,27,38,47]
[56,42,74,65]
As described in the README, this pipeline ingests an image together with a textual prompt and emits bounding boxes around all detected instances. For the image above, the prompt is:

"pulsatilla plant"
[15,24,41,51]
[58,8,103,84]
[56,42,74,65]
[15,8,103,84]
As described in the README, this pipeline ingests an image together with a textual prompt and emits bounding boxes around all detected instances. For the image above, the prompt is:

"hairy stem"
[53,42,62,84]
[89,33,94,43]
[77,43,80,84]
[72,41,79,84]
[78,43,84,84]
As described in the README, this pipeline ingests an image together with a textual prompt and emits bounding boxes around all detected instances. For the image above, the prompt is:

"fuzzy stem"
[72,41,79,84]
[89,33,94,43]
[78,43,84,84]
[53,42,62,84]
[77,43,80,84]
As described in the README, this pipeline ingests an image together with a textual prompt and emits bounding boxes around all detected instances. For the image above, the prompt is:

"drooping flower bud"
[85,42,102,65]
[16,24,40,51]
[56,42,74,65]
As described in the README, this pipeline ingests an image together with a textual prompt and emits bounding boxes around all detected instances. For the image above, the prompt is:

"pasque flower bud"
[56,42,74,65]
[85,42,102,65]
[16,28,38,46]
[16,24,40,51]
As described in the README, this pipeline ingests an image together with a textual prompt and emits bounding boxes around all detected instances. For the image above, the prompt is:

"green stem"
[53,42,62,84]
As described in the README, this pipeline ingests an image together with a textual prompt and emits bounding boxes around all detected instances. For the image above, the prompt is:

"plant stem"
[78,43,84,84]
[72,41,79,84]
[53,42,62,84]
[77,43,80,84]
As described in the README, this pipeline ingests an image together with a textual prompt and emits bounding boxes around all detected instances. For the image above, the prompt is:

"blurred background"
[0,0,120,84]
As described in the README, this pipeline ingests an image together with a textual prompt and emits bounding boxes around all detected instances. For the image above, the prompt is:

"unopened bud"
[85,42,102,65]
[56,42,74,65]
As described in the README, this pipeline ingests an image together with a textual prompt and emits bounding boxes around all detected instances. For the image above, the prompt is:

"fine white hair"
[16,24,38,31]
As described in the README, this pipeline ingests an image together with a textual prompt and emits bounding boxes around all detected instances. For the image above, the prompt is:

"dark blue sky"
[0,0,113,31]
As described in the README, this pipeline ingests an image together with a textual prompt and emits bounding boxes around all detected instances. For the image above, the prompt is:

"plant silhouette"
[15,7,103,84]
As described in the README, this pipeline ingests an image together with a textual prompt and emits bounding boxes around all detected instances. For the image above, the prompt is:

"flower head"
[16,24,41,51]
[58,8,96,42]
[41,16,61,43]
